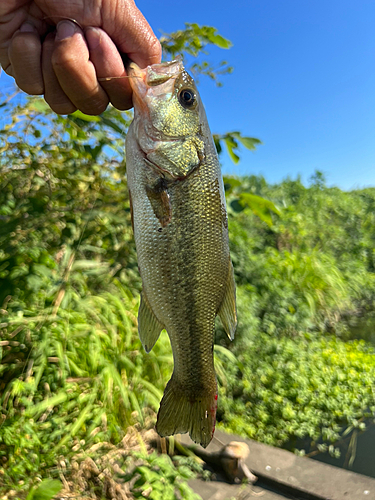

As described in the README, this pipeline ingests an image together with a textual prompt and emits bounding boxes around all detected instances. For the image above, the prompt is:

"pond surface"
[344,313,375,344]
[309,422,375,478]
[310,314,375,478]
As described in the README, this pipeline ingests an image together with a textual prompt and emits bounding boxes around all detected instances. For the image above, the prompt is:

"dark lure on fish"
[125,57,237,448]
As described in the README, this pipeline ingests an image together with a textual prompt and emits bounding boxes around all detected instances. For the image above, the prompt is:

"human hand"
[0,0,161,114]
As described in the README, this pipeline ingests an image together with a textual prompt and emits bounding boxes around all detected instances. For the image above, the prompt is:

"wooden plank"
[180,429,375,500]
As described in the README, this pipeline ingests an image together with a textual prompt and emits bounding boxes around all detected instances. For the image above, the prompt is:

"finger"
[52,20,109,115]
[85,27,132,110]
[42,32,76,115]
[8,22,44,95]
[102,0,162,68]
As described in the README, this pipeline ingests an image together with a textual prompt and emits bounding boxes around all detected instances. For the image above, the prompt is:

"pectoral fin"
[218,261,237,340]
[138,292,164,352]
[146,185,172,227]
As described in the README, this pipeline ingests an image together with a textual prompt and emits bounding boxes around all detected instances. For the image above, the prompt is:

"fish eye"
[178,88,196,109]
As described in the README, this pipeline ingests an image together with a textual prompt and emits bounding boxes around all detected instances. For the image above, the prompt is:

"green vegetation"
[124,452,204,500]
[224,173,375,341]
[1,23,375,498]
[219,335,375,451]
[216,174,375,456]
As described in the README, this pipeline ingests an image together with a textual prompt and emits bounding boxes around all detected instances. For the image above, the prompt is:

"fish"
[125,57,237,448]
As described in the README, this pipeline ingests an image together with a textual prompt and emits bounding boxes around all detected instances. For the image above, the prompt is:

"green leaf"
[100,116,125,134]
[232,132,263,150]
[26,392,68,418]
[70,110,100,122]
[160,23,233,84]
[239,192,280,226]
[26,479,62,500]
[10,265,29,279]
[217,132,262,164]
[214,344,239,365]
[207,33,233,49]
[224,136,240,164]
[27,99,50,114]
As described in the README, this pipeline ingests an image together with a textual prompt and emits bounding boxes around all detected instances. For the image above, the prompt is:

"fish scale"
[126,58,237,447]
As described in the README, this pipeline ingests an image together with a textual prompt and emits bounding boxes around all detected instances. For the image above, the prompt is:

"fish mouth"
[128,58,184,113]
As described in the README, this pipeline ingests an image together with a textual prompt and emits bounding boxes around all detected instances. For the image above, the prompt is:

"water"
[309,314,375,478]
[344,313,375,344]
[311,423,375,478]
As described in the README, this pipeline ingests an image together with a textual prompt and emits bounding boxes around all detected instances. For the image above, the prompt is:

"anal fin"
[218,261,237,340]
[138,292,164,352]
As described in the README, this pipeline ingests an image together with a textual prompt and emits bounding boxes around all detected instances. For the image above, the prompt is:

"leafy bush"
[218,334,375,454]
[125,452,203,500]
[0,257,173,490]
[0,99,138,307]
[224,175,375,339]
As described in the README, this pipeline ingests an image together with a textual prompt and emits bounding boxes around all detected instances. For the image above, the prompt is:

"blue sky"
[1,0,374,189]
[138,0,375,189]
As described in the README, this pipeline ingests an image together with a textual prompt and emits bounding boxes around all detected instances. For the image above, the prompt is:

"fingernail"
[85,27,101,50]
[20,22,37,33]
[56,20,77,41]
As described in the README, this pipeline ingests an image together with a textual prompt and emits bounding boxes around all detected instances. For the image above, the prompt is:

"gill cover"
[128,59,205,180]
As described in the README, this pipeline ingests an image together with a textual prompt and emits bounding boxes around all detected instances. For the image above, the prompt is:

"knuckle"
[52,34,87,71]
[2,64,14,77]
[48,100,77,115]
[44,91,76,115]
[78,97,109,116]
[51,49,77,70]
[110,95,132,111]
[16,79,44,96]
[102,81,133,111]
[9,34,43,94]
[11,32,40,54]
[148,36,162,63]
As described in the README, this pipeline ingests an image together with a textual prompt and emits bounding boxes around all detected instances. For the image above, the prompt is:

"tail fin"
[155,375,217,448]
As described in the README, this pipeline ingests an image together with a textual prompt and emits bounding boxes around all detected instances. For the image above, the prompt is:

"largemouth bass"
[125,58,237,448]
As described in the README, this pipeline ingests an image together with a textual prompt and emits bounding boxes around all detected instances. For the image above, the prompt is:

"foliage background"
[1,24,375,497]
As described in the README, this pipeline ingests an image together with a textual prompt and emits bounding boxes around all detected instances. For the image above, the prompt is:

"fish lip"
[144,57,184,86]
[128,58,184,112]
[129,57,183,86]
[128,63,148,112]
